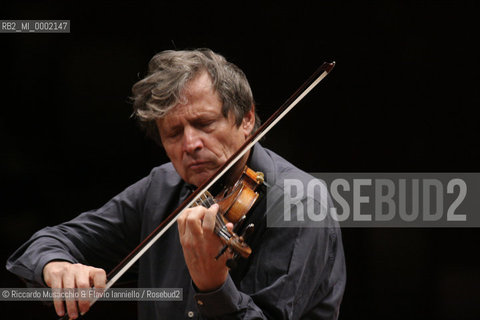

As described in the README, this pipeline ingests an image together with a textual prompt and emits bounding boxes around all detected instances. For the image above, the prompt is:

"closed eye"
[165,127,182,139]
[194,118,216,130]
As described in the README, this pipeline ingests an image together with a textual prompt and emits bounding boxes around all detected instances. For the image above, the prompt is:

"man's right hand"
[43,261,107,319]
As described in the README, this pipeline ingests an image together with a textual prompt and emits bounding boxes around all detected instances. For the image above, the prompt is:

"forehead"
[159,72,222,122]
[182,71,216,99]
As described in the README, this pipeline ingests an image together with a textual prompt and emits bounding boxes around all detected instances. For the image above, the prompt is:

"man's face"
[156,72,254,187]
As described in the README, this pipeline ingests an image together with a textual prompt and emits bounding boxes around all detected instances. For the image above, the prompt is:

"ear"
[241,104,256,138]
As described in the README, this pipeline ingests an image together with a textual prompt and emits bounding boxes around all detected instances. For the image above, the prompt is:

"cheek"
[163,144,181,164]
[217,129,245,155]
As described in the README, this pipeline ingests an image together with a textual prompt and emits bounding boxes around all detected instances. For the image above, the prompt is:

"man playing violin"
[7,49,345,319]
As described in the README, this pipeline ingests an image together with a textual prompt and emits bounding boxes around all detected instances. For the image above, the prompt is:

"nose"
[182,126,203,155]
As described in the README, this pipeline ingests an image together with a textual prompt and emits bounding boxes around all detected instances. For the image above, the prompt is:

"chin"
[188,173,211,187]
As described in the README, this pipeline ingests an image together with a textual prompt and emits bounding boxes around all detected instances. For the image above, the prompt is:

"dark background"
[1,1,479,319]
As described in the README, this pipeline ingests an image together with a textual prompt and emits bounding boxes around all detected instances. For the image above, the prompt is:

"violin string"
[194,192,232,241]
[193,192,230,240]
[206,196,215,208]
[215,215,231,240]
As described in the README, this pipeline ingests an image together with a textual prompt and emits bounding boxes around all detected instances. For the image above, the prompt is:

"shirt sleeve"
[5,172,153,286]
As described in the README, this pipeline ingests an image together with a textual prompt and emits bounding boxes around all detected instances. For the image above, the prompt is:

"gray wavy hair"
[131,48,260,145]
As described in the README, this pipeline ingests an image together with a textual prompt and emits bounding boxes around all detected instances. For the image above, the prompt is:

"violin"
[193,166,265,261]
[60,61,335,319]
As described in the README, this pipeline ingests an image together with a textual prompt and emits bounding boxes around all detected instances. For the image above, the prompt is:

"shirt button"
[197,299,204,306]
[187,311,194,318]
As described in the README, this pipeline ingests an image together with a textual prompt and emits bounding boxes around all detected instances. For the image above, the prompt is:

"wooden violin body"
[193,166,265,260]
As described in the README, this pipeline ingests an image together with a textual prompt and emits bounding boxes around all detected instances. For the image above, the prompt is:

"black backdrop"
[1,1,480,319]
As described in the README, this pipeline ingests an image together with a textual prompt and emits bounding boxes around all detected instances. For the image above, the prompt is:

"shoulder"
[142,162,185,193]
[252,144,317,189]
[149,162,180,182]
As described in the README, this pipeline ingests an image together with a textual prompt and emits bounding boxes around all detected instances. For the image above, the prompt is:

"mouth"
[187,161,211,171]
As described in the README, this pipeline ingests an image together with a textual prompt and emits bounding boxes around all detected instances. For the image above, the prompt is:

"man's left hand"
[177,204,232,292]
